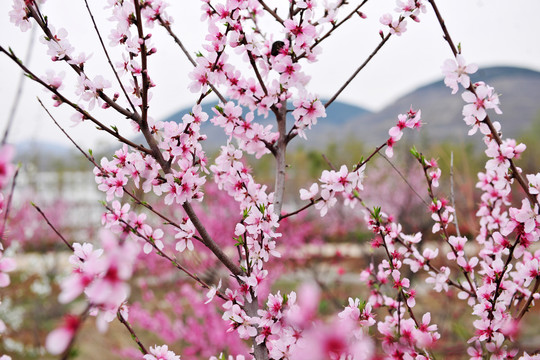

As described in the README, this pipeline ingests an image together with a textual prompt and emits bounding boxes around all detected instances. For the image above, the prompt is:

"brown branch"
[108,204,228,300]
[354,141,387,171]
[117,310,148,355]
[321,153,337,171]
[273,100,288,217]
[182,202,243,276]
[0,46,152,154]
[0,166,21,228]
[279,197,321,221]
[247,49,269,96]
[516,276,540,321]
[133,0,150,123]
[258,0,285,25]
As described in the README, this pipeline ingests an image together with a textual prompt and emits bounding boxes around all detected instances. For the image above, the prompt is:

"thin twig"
[280,142,388,221]
[324,33,391,109]
[516,276,540,321]
[0,46,151,154]
[1,166,20,242]
[321,154,337,171]
[415,154,477,294]
[279,197,320,221]
[37,98,99,167]
[2,24,36,145]
[26,3,140,122]
[379,152,428,206]
[32,203,74,252]
[83,0,138,114]
[107,204,228,300]
[117,310,149,355]
[354,142,387,171]
[427,0,537,207]
[301,0,369,58]
[363,202,475,297]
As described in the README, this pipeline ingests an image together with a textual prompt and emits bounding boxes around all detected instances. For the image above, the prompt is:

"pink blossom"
[175,219,196,252]
[426,266,450,292]
[205,279,222,304]
[9,0,33,31]
[0,252,16,287]
[299,183,319,201]
[0,145,15,189]
[143,228,165,255]
[291,318,373,360]
[46,315,80,355]
[462,82,502,121]
[514,199,539,234]
[527,173,540,201]
[143,345,181,360]
[441,55,478,94]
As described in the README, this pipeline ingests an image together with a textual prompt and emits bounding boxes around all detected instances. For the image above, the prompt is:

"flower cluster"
[211,102,278,159]
[385,108,422,158]
[379,0,426,36]
[300,164,366,217]
[441,53,540,359]
[94,105,208,206]
[58,234,139,327]
[360,210,442,356]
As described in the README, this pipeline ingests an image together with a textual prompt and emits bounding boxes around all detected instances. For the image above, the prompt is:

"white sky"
[0,0,539,149]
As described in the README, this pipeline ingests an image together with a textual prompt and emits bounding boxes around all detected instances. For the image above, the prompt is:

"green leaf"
[357,299,366,312]
[234,236,244,247]
[372,206,381,220]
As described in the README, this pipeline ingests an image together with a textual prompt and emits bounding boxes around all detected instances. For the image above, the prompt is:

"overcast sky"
[1,0,539,149]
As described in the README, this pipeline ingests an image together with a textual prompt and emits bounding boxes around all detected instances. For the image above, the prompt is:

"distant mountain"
[159,100,371,150]
[343,66,540,145]
[159,66,540,150]
[16,66,540,166]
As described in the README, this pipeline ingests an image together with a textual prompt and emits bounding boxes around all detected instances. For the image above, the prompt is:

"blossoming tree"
[1,0,540,359]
